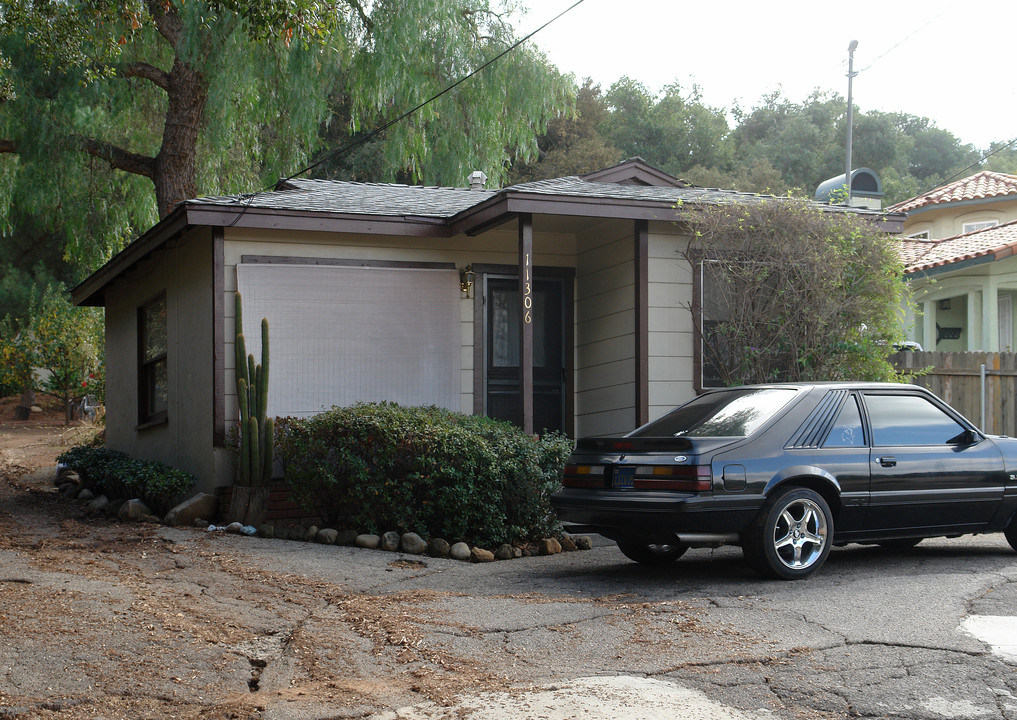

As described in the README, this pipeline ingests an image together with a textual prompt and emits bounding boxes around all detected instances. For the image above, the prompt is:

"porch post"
[634,220,649,427]
[519,214,534,434]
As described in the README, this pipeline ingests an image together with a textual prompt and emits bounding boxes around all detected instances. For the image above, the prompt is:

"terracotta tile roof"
[903,218,1017,273]
[889,171,1017,214]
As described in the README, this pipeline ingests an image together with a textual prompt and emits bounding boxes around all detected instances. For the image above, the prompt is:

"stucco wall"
[903,198,1017,240]
[103,227,218,492]
[573,221,636,436]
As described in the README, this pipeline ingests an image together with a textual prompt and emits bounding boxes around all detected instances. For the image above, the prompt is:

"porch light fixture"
[460,264,475,299]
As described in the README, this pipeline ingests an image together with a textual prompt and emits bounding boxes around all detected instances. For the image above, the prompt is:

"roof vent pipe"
[468,170,488,190]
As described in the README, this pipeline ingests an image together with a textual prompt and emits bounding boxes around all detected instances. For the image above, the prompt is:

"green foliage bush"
[276,403,574,547]
[57,446,196,516]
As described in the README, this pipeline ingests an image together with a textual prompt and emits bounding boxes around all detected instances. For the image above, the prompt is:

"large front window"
[138,293,167,425]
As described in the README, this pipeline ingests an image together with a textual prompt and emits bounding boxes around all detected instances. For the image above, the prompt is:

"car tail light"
[562,464,608,488]
[632,465,712,491]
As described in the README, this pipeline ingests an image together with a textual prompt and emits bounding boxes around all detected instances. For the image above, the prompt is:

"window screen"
[236,263,461,418]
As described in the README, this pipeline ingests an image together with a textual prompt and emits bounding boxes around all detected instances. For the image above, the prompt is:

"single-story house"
[73,159,904,493]
[893,171,1017,351]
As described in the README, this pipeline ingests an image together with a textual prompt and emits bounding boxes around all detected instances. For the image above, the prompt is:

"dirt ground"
[0,400,523,719]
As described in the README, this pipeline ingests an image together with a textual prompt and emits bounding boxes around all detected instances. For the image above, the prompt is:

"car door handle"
[876,456,897,468]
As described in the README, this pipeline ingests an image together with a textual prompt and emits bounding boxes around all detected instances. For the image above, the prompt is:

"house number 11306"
[522,253,532,324]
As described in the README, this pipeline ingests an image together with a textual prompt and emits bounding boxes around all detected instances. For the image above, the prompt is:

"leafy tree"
[0,283,104,420]
[679,198,908,386]
[600,76,732,178]
[508,78,621,184]
[0,0,572,272]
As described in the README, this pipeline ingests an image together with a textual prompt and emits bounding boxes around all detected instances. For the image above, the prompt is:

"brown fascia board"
[452,192,686,236]
[71,208,191,307]
[452,190,906,237]
[71,203,454,307]
[182,204,452,237]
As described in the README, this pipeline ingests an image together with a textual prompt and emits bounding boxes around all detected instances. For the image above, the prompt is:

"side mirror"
[948,428,980,446]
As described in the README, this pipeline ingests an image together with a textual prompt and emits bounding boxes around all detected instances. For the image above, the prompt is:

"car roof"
[705,381,922,392]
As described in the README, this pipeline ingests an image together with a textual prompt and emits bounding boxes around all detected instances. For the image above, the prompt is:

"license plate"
[611,466,635,488]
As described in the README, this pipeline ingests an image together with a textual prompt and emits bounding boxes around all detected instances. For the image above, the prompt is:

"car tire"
[616,540,688,565]
[1005,517,1017,553]
[744,486,833,580]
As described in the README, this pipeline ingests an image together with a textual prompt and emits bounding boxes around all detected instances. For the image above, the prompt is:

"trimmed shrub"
[276,403,574,547]
[57,446,196,516]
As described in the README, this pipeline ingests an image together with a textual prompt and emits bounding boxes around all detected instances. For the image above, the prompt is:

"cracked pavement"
[2,466,1017,719]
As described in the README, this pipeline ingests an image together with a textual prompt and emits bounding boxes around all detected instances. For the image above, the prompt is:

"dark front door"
[486,277,565,433]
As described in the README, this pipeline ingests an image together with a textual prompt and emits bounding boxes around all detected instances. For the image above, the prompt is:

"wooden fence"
[890,351,1017,436]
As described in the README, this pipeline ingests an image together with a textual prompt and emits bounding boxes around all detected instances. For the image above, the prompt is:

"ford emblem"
[674,456,687,462]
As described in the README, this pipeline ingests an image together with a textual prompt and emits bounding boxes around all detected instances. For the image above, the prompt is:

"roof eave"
[72,207,191,307]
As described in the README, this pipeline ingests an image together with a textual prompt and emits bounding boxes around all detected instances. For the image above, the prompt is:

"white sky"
[516,0,1016,150]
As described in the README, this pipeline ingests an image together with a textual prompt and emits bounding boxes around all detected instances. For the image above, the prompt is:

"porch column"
[967,290,983,350]
[634,220,649,427]
[985,282,999,351]
[519,214,534,434]
[923,300,937,350]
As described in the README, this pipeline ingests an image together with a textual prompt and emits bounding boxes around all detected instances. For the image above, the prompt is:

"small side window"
[864,394,968,446]
[138,293,168,425]
[823,396,864,447]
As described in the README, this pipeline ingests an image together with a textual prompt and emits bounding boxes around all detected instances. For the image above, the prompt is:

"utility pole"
[845,39,858,205]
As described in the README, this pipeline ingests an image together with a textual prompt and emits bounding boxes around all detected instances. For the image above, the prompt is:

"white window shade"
[236,263,461,418]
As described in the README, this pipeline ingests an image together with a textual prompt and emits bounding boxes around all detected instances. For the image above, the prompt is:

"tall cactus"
[235,292,273,486]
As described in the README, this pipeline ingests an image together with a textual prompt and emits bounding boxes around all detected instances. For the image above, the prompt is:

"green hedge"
[56,446,196,516]
[276,403,574,547]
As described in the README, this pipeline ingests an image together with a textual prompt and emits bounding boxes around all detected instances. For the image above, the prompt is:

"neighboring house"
[893,171,1017,352]
[72,159,903,493]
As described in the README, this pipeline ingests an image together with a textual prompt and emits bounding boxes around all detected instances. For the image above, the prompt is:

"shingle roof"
[889,171,1017,214]
[903,219,1017,273]
[189,178,496,219]
[188,174,886,219]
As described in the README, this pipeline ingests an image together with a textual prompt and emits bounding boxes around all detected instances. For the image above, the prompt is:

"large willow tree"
[0,0,572,273]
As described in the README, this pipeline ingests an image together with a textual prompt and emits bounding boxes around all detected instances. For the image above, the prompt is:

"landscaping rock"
[195,518,210,528]
[449,542,471,561]
[118,499,153,522]
[305,526,320,542]
[336,530,358,546]
[356,534,381,549]
[539,538,562,555]
[256,524,275,538]
[86,495,110,513]
[56,470,80,486]
[427,538,450,558]
[105,498,127,518]
[560,535,577,552]
[380,531,401,551]
[77,488,95,502]
[494,544,515,561]
[163,493,218,527]
[225,522,245,534]
[60,483,77,497]
[317,528,339,545]
[400,532,427,555]
[470,547,495,563]
[573,535,594,551]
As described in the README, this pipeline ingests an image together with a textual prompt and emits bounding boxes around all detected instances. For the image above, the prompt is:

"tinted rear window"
[632,388,797,438]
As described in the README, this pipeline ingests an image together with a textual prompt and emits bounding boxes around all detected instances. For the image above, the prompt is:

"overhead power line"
[275,0,588,187]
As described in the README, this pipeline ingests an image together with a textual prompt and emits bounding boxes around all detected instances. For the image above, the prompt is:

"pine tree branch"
[78,136,156,179]
[119,62,171,91]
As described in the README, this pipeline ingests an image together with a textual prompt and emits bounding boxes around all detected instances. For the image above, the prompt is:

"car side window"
[823,396,864,447]
[864,394,968,446]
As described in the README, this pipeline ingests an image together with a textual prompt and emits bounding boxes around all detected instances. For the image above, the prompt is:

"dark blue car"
[551,382,1017,579]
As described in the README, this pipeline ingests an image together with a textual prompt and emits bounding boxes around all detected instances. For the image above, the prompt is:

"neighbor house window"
[962,220,999,234]
[906,230,931,240]
[138,293,168,425]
